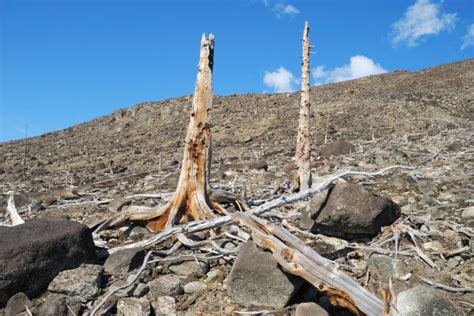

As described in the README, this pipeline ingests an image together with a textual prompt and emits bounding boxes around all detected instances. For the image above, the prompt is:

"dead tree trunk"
[295,21,312,191]
[101,34,245,232]
[144,34,216,231]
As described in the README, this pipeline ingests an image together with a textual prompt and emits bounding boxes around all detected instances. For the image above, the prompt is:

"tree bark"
[143,34,217,231]
[295,21,312,191]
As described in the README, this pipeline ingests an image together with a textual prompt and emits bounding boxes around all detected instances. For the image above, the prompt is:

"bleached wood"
[6,193,25,225]
[295,21,312,191]
[233,212,392,316]
[107,165,413,254]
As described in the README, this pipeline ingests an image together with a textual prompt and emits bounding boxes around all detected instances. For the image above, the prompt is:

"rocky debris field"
[0,59,473,315]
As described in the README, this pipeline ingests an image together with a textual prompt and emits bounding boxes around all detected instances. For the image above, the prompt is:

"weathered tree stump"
[108,34,245,232]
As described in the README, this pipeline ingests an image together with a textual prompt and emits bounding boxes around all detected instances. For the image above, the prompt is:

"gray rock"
[151,296,176,316]
[226,241,303,308]
[422,241,444,253]
[30,167,49,176]
[108,198,129,212]
[111,280,149,298]
[38,293,82,316]
[128,225,150,237]
[397,285,460,316]
[48,264,103,301]
[168,260,207,277]
[0,219,96,306]
[295,302,328,316]
[148,275,183,297]
[104,248,145,274]
[184,281,206,294]
[367,254,399,279]
[319,140,355,157]
[117,297,151,316]
[312,182,400,239]
[131,283,149,297]
[4,293,33,316]
[206,268,225,284]
[447,257,459,269]
[461,206,474,219]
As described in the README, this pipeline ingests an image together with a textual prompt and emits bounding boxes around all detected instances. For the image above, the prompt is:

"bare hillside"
[0,58,473,314]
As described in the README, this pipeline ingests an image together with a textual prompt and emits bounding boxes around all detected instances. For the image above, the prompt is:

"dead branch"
[420,277,474,293]
[90,250,152,316]
[107,165,412,255]
[233,212,390,316]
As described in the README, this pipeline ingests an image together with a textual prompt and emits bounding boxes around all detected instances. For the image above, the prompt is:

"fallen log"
[233,212,392,316]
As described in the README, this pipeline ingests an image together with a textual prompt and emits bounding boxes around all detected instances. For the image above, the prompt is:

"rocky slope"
[0,58,473,315]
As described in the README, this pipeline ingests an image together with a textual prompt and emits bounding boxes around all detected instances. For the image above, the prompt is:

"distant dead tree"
[295,21,312,191]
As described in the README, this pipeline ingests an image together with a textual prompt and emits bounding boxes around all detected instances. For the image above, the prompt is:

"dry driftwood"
[233,212,392,316]
[295,21,312,191]
[106,165,413,255]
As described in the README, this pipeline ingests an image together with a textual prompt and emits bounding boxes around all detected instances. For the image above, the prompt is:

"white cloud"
[312,55,388,85]
[262,1,300,18]
[391,0,457,47]
[263,66,297,92]
[461,24,474,50]
[273,3,300,18]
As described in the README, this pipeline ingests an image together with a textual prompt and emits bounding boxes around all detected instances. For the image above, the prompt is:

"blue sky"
[1,0,473,142]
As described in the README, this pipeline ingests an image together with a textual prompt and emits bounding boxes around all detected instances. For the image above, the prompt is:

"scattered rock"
[128,225,150,237]
[295,302,328,316]
[103,248,145,274]
[4,293,33,316]
[446,257,459,269]
[117,297,151,316]
[184,281,207,294]
[461,206,474,219]
[206,268,225,284]
[0,219,96,306]
[48,264,103,301]
[108,198,130,212]
[397,285,460,315]
[148,274,183,297]
[38,293,82,316]
[367,254,399,279]
[422,241,444,253]
[319,140,355,157]
[151,296,176,315]
[30,167,49,176]
[227,241,303,308]
[131,283,149,297]
[312,182,400,239]
[169,260,207,277]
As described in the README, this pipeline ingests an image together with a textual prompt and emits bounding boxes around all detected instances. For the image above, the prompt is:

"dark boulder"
[0,219,96,306]
[103,247,145,275]
[226,241,303,308]
[312,182,400,239]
